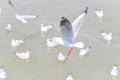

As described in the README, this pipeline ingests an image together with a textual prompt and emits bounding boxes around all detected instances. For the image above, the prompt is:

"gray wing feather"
[72,7,88,40]
[8,0,16,10]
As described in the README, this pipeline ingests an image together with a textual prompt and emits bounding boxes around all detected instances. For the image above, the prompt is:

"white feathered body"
[16,51,30,59]
[66,74,73,80]
[111,66,119,77]
[0,67,7,80]
[41,24,53,32]
[5,24,11,32]
[11,39,25,47]
[58,52,66,62]
[79,46,90,56]
[101,32,112,41]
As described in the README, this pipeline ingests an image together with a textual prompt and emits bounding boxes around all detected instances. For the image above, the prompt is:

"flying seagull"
[8,0,38,23]
[59,7,88,56]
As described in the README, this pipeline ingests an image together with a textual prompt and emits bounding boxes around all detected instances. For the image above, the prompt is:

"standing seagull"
[57,52,66,63]
[0,66,7,80]
[101,31,112,44]
[79,46,91,56]
[46,37,62,47]
[59,7,88,56]
[15,51,30,60]
[94,9,103,23]
[40,24,54,32]
[66,73,73,80]
[8,0,38,23]
[11,39,25,47]
[5,24,12,32]
[110,64,119,77]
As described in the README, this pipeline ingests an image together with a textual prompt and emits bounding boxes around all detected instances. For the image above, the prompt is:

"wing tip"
[83,7,88,14]
[8,0,16,10]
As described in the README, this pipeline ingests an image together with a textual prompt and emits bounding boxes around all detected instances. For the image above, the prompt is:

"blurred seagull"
[5,24,11,32]
[66,73,73,80]
[40,24,54,37]
[58,52,66,63]
[46,37,84,49]
[110,64,119,77]
[11,39,25,47]
[40,24,54,32]
[46,37,62,47]
[15,51,30,60]
[0,66,7,80]
[79,46,91,56]
[15,12,38,23]
[94,9,103,23]
[101,31,112,44]
[8,0,38,23]
[59,7,88,56]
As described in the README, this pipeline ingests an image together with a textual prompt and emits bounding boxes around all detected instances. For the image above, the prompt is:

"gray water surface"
[0,0,120,80]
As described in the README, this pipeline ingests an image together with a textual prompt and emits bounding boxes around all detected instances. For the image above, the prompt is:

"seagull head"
[113,64,118,69]
[60,17,66,26]
[61,17,65,20]
[60,17,71,26]
[83,7,88,14]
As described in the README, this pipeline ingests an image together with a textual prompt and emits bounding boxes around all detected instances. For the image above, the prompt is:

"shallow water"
[0,0,120,80]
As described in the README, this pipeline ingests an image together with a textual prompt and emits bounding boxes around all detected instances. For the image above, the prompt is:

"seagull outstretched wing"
[72,7,88,40]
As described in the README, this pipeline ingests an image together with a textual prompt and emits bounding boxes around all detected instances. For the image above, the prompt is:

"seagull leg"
[67,48,73,56]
